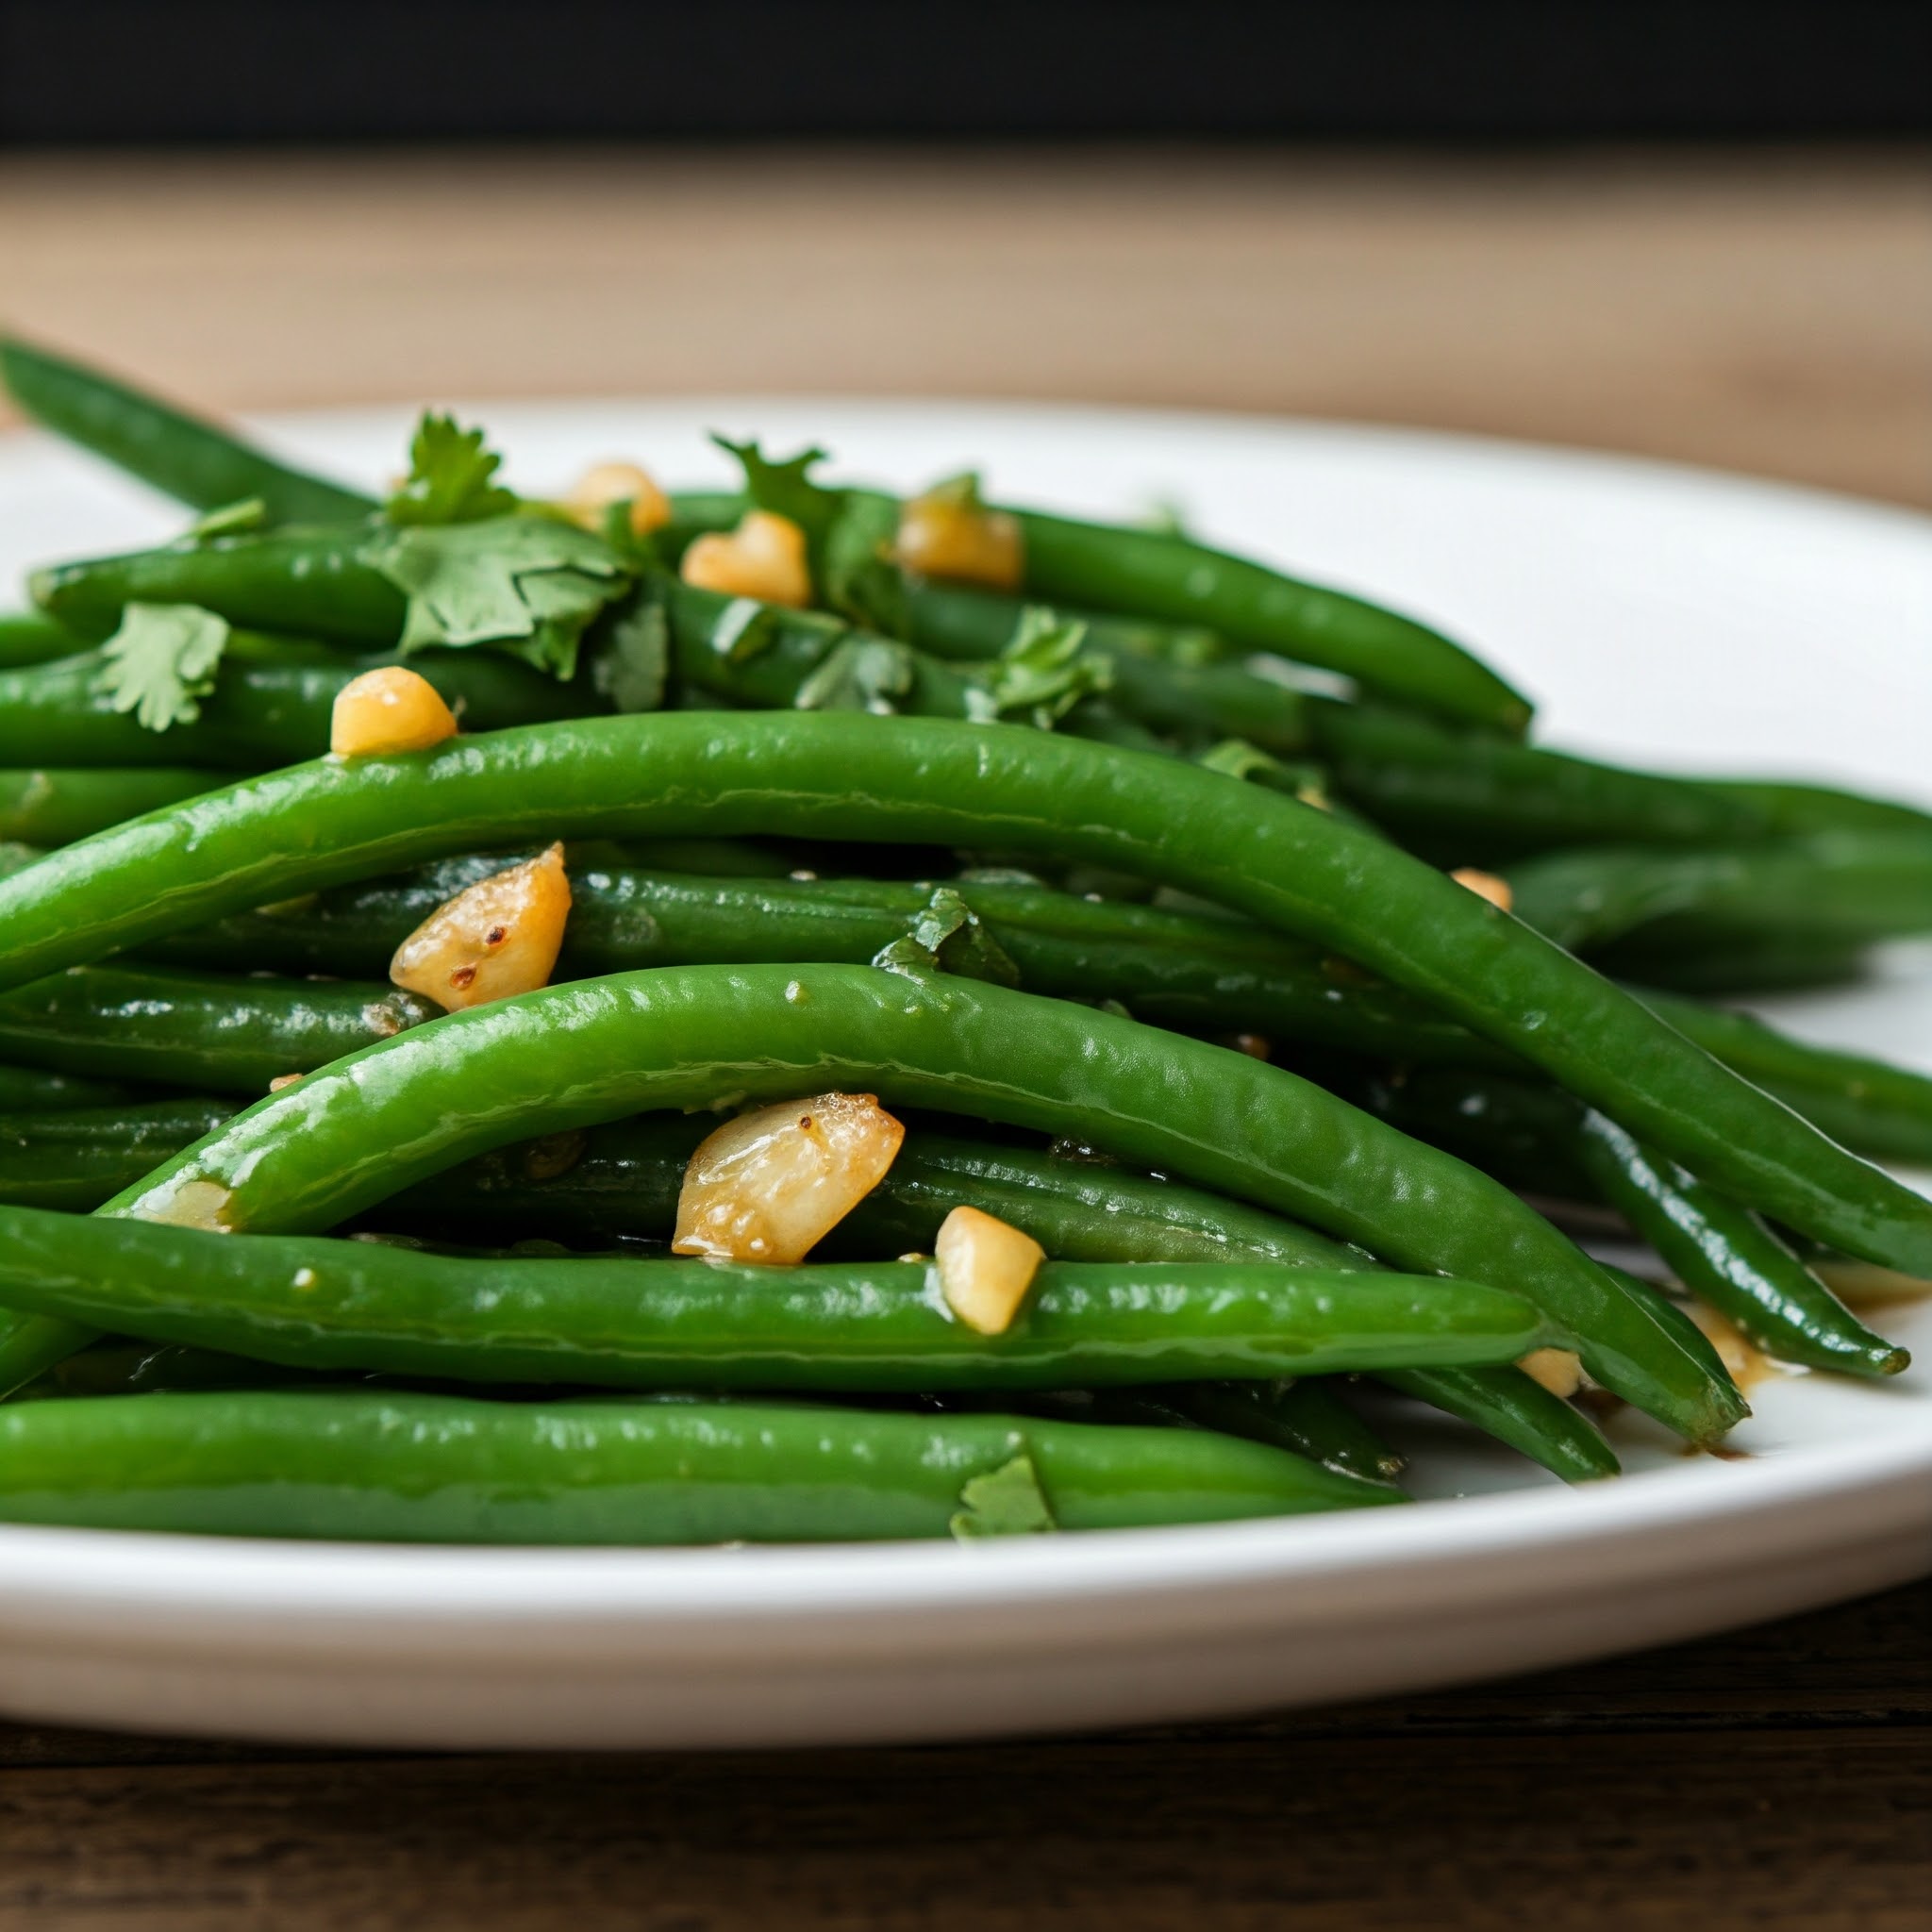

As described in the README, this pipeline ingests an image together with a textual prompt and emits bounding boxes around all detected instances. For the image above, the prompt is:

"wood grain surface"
[1,1581,1926,1930]
[0,146,1928,1926]
[1,145,1928,507]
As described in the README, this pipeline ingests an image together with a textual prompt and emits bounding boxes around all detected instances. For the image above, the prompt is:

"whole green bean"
[0,1064,139,1111]
[1601,931,1872,998]
[1161,1380,1404,1484]
[0,1099,234,1212]
[0,639,593,769]
[0,713,1908,1274]
[0,611,83,671]
[1574,1111,1908,1378]
[1,336,377,525]
[0,1389,1394,1541]
[93,962,1737,1437]
[0,966,435,1093]
[1304,701,1773,861]
[0,1203,1546,1391]
[1507,833,1932,954]
[0,766,221,845]
[1376,1367,1622,1483]
[11,1337,319,1401]
[1696,777,1932,838]
[1005,504,1533,734]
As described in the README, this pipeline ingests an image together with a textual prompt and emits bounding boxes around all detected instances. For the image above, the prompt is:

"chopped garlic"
[895,488,1024,590]
[1517,1346,1584,1399]
[330,666,458,758]
[390,843,572,1012]
[935,1205,1044,1336]
[673,1092,905,1264]
[1451,868,1513,913]
[564,460,672,537]
[680,509,812,608]
[268,1073,303,1093]
[1686,1300,1783,1391]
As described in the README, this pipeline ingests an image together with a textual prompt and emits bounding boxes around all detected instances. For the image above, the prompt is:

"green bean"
[0,966,436,1093]
[0,1064,139,1111]
[0,638,594,769]
[1162,1379,1404,1484]
[0,612,84,671]
[1640,990,1932,1169]
[1303,702,1773,862]
[92,962,1738,1437]
[0,1203,1547,1392]
[0,766,221,845]
[1377,1367,1622,1483]
[902,580,1229,669]
[0,712,1912,1278]
[0,336,377,525]
[10,1338,318,1401]
[1005,505,1533,734]
[0,1389,1395,1541]
[1574,1111,1908,1378]
[1695,777,1932,838]
[0,1099,235,1211]
[1506,833,1932,954]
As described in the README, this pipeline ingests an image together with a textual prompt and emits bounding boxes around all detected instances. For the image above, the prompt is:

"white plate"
[0,400,1927,1750]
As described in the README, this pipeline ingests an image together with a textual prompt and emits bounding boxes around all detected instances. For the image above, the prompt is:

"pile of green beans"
[0,335,1920,1549]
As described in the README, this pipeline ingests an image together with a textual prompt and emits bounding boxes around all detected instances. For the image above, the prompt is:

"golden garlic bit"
[895,483,1024,591]
[1685,1299,1783,1391]
[680,508,814,608]
[390,843,572,1013]
[329,665,459,759]
[1451,867,1514,914]
[673,1092,906,1265]
[564,460,673,537]
[1516,1345,1585,1399]
[935,1204,1045,1336]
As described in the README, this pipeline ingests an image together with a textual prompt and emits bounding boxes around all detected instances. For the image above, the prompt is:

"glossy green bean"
[0,1389,1395,1541]
[1006,506,1533,734]
[0,766,221,845]
[1303,702,1773,862]
[1574,1111,1907,1378]
[1376,1367,1622,1483]
[0,639,593,769]
[0,612,83,670]
[0,336,377,525]
[0,1203,1546,1391]
[0,1064,138,1111]
[0,712,1912,1277]
[1507,833,1932,954]
[92,962,1736,1437]
[0,966,435,1093]
[0,1099,234,1211]
[1696,777,1932,838]
[1163,1379,1404,1484]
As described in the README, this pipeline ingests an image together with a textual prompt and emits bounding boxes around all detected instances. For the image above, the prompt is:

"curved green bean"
[1377,1367,1622,1483]
[0,1099,234,1211]
[93,962,1736,1437]
[0,713,1915,1278]
[0,966,436,1093]
[1,336,377,525]
[0,612,83,671]
[0,766,221,845]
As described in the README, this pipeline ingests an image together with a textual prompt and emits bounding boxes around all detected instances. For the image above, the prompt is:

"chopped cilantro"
[91,603,231,732]
[385,412,518,526]
[363,517,630,679]
[950,1451,1058,1540]
[871,885,1020,986]
[709,436,841,542]
[1196,739,1334,809]
[973,608,1111,727]
[794,633,916,714]
[589,589,670,714]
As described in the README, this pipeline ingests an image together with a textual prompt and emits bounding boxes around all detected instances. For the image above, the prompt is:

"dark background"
[1,0,1927,144]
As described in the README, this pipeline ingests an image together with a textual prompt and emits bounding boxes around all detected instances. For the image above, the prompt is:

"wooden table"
[0,145,1928,1925]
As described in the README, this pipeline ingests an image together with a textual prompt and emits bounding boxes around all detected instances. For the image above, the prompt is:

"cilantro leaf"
[91,603,231,732]
[1196,739,1335,810]
[385,412,518,526]
[364,517,629,679]
[972,608,1112,727]
[794,633,916,714]
[949,1452,1058,1540]
[709,436,841,542]
[588,589,671,714]
[872,885,1020,986]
